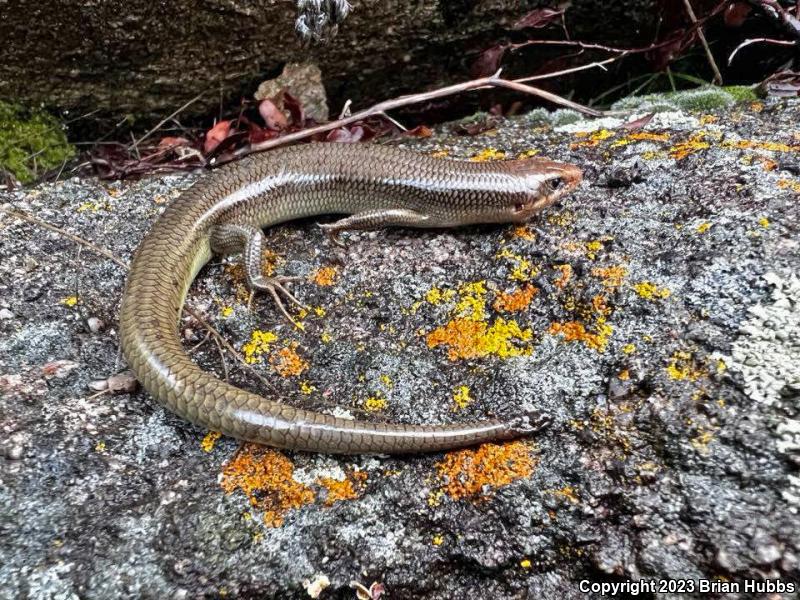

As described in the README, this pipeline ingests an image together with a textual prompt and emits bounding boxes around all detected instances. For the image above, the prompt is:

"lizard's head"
[502,157,583,222]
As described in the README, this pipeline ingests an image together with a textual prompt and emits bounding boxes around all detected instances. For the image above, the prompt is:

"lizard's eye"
[548,177,564,191]
[514,203,526,213]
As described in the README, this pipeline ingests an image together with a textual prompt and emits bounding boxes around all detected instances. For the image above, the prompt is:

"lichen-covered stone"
[1,94,798,598]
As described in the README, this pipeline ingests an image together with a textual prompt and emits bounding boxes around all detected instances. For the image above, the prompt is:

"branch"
[682,0,723,84]
[220,71,607,163]
[728,37,797,64]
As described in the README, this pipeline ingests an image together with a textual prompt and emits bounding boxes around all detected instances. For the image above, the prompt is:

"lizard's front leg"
[211,224,307,325]
[319,208,429,247]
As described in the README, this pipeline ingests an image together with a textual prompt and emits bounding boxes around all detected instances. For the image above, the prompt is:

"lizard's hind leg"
[211,224,308,325]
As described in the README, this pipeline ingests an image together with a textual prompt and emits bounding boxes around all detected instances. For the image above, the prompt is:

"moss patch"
[0,102,75,183]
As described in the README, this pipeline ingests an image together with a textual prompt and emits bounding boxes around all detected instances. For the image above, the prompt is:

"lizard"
[119,142,582,453]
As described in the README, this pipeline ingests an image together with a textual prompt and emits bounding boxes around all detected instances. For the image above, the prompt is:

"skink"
[119,143,582,454]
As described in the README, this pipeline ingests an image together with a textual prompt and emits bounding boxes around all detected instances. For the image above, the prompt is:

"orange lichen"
[669,132,711,160]
[312,266,338,286]
[434,441,537,501]
[592,265,628,289]
[549,320,613,353]
[318,470,368,506]
[493,284,538,312]
[271,344,309,377]
[426,317,533,361]
[221,444,315,527]
[512,225,537,240]
[554,264,573,289]
[627,131,670,142]
[777,178,800,193]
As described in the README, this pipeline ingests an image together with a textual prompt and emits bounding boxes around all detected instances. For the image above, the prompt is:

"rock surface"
[1,93,799,598]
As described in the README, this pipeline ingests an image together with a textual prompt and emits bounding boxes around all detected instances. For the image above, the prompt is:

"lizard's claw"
[318,223,347,248]
[251,275,309,328]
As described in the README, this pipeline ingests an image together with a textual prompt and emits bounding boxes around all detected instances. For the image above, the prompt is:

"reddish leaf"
[471,44,508,78]
[203,120,232,154]
[248,125,278,145]
[724,1,751,27]
[512,8,564,30]
[282,91,306,125]
[405,125,433,138]
[258,99,288,130]
[622,113,655,130]
[157,136,191,150]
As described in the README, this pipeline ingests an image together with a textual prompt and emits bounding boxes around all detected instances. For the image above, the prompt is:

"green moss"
[613,85,761,114]
[0,102,75,183]
[722,85,760,102]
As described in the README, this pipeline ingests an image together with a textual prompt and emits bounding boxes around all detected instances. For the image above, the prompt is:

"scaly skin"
[119,143,582,453]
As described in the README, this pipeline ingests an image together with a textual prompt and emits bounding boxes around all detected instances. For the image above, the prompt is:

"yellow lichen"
[618,369,630,381]
[432,534,444,546]
[242,330,278,364]
[696,222,712,233]
[666,351,705,381]
[452,385,473,410]
[364,396,387,412]
[669,132,711,160]
[317,470,368,506]
[622,343,637,355]
[299,381,316,395]
[469,147,506,162]
[454,281,488,321]
[548,486,580,504]
[427,317,533,361]
[496,247,536,282]
[632,281,671,300]
[320,331,332,344]
[434,441,537,501]
[425,287,456,305]
[493,284,538,313]
[520,559,532,569]
[271,344,309,377]
[758,217,770,228]
[777,178,800,193]
[60,295,79,307]
[221,444,315,527]
[516,149,540,159]
[431,149,450,158]
[220,305,233,318]
[585,240,603,259]
[570,128,615,148]
[312,266,338,286]
[201,431,222,452]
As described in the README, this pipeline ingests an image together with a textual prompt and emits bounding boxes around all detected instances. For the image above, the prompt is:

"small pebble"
[87,317,104,332]
[0,308,13,319]
[107,371,138,394]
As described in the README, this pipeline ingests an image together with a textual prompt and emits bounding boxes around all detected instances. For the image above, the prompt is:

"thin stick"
[682,0,723,84]
[728,37,797,64]
[212,334,230,382]
[221,72,605,162]
[0,206,128,269]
